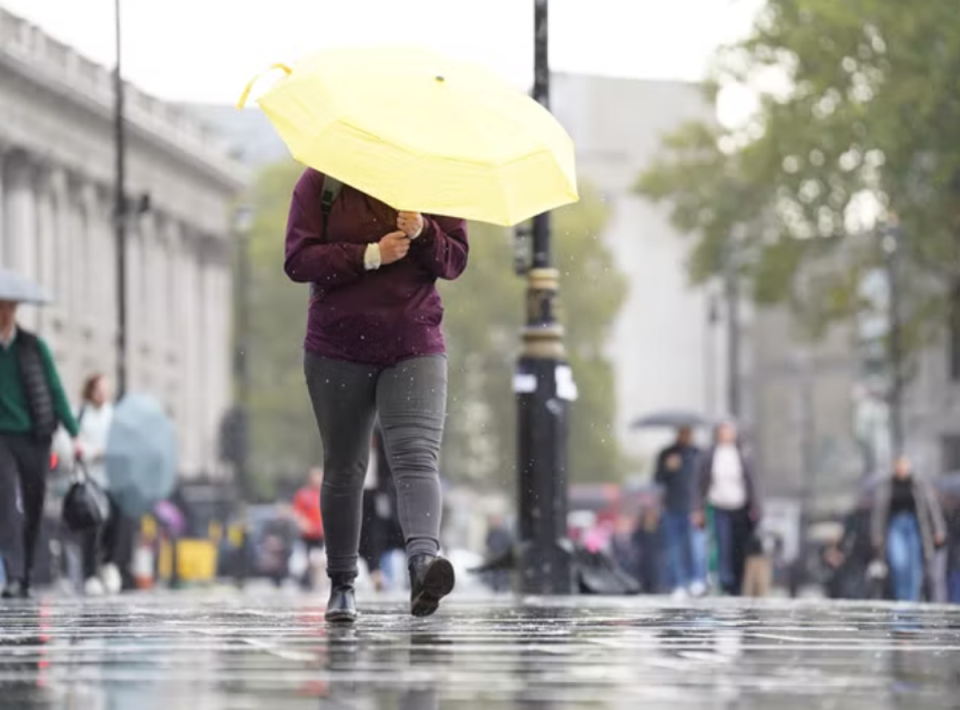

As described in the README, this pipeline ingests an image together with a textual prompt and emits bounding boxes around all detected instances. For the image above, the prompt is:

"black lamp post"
[514,0,575,595]
[881,218,905,455]
[113,0,128,399]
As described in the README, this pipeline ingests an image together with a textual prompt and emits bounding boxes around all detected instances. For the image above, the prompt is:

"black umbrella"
[630,410,712,430]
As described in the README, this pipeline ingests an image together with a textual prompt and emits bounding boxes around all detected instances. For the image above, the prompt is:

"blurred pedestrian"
[292,468,326,591]
[871,455,946,602]
[741,530,774,597]
[823,504,874,600]
[654,427,706,598]
[694,422,762,596]
[632,506,664,594]
[75,373,123,596]
[484,514,513,592]
[286,169,468,621]
[0,298,79,598]
[610,514,640,583]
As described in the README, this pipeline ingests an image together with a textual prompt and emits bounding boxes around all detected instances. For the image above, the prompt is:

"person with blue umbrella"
[0,270,80,598]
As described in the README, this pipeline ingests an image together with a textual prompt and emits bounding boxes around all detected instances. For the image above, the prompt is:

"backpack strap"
[320,175,343,237]
[310,175,344,303]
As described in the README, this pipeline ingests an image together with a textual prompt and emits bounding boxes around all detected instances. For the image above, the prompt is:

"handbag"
[62,460,110,533]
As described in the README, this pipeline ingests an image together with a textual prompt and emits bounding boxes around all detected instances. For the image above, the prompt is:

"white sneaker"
[671,587,689,601]
[84,577,105,596]
[100,564,122,595]
[689,581,707,598]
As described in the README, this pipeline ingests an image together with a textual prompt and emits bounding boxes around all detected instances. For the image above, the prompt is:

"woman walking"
[75,374,122,596]
[871,455,946,602]
[285,169,468,622]
[694,422,762,596]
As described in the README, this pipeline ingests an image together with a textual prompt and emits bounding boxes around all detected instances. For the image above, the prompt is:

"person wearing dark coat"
[693,422,762,596]
[0,299,79,599]
[871,455,946,602]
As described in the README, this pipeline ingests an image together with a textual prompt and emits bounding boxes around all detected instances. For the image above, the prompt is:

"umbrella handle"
[236,63,293,109]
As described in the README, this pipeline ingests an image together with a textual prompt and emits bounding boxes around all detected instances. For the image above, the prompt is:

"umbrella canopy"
[237,46,579,226]
[630,410,712,430]
[0,268,51,305]
[105,393,178,517]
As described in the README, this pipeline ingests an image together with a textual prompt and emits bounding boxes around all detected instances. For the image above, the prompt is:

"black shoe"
[325,578,357,624]
[409,555,455,618]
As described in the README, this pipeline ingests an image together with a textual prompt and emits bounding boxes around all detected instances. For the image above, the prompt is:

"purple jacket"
[284,169,469,365]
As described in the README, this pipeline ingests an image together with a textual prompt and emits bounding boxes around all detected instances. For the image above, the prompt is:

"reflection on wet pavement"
[0,593,959,709]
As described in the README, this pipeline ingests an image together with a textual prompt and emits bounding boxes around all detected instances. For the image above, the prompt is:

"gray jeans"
[304,353,447,577]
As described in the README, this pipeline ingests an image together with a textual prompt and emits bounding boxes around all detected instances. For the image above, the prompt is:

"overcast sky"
[2,0,763,105]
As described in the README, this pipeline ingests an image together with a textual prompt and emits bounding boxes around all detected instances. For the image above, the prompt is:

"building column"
[177,228,201,477]
[34,167,56,335]
[5,151,39,329]
[198,239,219,477]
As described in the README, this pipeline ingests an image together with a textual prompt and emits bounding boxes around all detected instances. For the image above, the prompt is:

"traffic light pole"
[515,0,575,595]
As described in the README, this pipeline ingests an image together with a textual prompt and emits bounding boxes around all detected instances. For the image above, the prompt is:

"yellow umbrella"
[237,46,578,226]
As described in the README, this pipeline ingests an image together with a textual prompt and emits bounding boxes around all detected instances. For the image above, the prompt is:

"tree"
[440,184,628,486]
[241,163,627,493]
[242,161,322,497]
[638,0,960,356]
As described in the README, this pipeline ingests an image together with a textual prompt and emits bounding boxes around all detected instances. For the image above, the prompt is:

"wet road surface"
[0,591,959,709]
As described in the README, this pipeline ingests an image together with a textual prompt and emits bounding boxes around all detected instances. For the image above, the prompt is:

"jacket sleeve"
[409,215,469,280]
[741,453,762,517]
[653,450,668,487]
[923,479,947,541]
[871,481,889,548]
[38,339,78,437]
[284,170,367,288]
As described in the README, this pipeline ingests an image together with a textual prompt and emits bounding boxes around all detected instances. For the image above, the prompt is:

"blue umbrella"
[105,393,178,517]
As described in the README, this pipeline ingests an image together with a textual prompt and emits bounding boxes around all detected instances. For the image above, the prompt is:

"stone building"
[0,7,248,478]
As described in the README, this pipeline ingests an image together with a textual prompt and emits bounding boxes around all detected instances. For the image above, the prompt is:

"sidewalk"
[0,592,956,709]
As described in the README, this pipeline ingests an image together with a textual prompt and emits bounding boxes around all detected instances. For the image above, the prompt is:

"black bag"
[62,461,110,533]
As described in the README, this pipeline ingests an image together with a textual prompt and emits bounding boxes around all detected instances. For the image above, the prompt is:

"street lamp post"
[232,207,254,499]
[881,220,905,455]
[113,0,128,399]
[514,0,575,595]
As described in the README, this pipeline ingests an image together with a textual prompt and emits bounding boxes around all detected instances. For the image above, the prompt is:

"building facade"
[0,8,248,478]
[551,74,731,468]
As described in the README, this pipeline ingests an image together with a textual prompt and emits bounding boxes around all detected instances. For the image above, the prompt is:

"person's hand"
[378,231,411,265]
[935,532,946,548]
[691,510,704,529]
[72,439,84,461]
[397,211,424,239]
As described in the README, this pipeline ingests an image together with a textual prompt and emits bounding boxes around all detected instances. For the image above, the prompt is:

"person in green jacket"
[0,299,79,598]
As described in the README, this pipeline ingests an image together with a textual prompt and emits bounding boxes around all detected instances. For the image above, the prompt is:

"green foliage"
[242,161,321,496]
[241,164,627,491]
[441,184,628,486]
[637,0,960,355]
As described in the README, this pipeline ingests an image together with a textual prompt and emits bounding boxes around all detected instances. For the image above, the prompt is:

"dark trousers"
[304,353,447,578]
[713,506,753,596]
[0,433,50,584]
[80,495,122,579]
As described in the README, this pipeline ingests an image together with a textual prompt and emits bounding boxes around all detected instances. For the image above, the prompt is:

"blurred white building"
[551,75,730,470]
[0,8,248,478]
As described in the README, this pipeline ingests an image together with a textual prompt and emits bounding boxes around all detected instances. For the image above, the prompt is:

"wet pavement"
[0,591,959,709]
